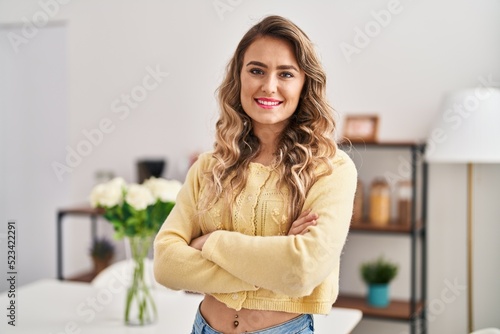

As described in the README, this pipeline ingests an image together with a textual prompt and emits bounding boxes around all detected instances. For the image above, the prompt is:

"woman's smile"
[254,97,283,109]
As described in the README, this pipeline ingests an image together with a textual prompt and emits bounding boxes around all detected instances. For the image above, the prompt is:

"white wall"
[0,23,69,289]
[1,0,499,333]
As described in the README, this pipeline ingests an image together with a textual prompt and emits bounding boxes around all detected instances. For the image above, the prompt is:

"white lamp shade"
[426,87,500,163]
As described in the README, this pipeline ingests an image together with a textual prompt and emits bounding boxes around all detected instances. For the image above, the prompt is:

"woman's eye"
[280,72,294,78]
[250,68,264,75]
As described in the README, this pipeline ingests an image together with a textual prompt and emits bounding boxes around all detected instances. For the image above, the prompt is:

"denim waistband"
[191,306,314,334]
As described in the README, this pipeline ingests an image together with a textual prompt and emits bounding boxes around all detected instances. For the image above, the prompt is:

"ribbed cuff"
[201,230,223,261]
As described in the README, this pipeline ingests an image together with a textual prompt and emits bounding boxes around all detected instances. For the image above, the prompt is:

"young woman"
[154,15,357,334]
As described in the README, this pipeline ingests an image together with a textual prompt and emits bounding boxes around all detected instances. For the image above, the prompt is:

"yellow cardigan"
[153,149,357,315]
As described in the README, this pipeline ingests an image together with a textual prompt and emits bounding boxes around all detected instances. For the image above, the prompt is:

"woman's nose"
[261,75,277,94]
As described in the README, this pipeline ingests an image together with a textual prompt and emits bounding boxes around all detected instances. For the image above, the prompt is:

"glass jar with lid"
[352,179,364,225]
[369,178,391,226]
[397,180,412,226]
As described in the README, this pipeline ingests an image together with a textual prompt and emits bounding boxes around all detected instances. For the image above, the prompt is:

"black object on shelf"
[137,159,166,183]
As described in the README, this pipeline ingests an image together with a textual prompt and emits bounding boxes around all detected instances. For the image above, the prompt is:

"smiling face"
[240,36,306,135]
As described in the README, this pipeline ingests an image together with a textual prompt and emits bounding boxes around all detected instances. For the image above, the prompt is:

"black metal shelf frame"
[344,142,428,334]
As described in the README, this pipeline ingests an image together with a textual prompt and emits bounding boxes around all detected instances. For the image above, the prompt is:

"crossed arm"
[189,209,318,250]
[153,153,356,297]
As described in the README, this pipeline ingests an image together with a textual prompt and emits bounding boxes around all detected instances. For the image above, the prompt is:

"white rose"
[125,184,155,210]
[144,177,182,202]
[90,181,124,208]
[109,177,126,190]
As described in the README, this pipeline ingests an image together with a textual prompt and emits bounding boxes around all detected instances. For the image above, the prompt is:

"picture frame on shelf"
[343,115,379,143]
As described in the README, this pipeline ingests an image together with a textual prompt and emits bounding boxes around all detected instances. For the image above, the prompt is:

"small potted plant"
[360,256,398,308]
[90,237,115,275]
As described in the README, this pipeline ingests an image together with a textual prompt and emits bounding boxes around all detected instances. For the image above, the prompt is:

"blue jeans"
[191,307,314,333]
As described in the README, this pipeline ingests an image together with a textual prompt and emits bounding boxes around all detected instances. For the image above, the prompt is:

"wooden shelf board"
[338,140,422,149]
[59,205,104,215]
[67,270,96,283]
[350,220,423,234]
[334,294,423,320]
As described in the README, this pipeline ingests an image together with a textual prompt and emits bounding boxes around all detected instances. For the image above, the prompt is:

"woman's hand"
[189,210,317,249]
[287,209,318,236]
[189,232,214,251]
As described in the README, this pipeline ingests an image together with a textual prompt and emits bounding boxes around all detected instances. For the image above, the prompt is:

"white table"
[0,279,361,333]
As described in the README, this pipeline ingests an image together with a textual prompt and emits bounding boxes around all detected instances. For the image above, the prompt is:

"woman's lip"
[254,98,283,109]
[256,97,282,102]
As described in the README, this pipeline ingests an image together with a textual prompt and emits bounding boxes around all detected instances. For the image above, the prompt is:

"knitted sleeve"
[201,151,357,297]
[153,153,258,294]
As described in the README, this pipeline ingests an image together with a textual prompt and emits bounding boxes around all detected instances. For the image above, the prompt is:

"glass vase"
[124,235,157,326]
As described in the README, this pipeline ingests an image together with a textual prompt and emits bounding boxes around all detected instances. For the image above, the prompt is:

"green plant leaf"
[360,256,399,284]
[98,191,176,239]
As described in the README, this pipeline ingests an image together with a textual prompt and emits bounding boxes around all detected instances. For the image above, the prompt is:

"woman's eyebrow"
[246,61,299,72]
[277,65,299,72]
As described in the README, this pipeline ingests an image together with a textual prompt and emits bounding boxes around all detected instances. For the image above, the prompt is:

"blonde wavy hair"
[200,15,337,223]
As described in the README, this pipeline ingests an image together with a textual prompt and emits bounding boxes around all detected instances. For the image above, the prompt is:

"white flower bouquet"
[90,176,182,326]
[90,176,182,239]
